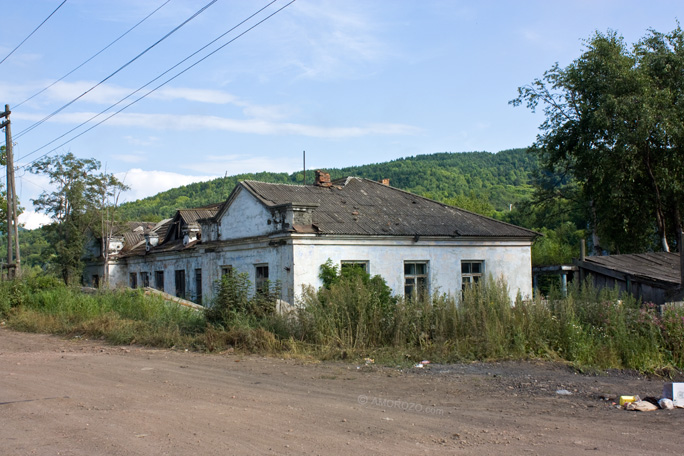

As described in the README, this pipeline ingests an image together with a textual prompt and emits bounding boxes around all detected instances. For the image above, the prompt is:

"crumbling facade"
[84,172,538,307]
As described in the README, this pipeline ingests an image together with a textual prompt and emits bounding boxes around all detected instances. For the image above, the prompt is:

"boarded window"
[195,268,202,304]
[155,270,164,291]
[461,261,484,290]
[129,273,137,289]
[404,261,428,297]
[140,272,150,288]
[255,264,269,294]
[175,269,186,299]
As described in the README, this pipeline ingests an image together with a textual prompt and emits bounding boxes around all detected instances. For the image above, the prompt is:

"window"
[175,270,186,299]
[341,261,368,274]
[155,270,164,291]
[404,261,428,297]
[195,268,202,304]
[92,275,100,288]
[255,264,269,294]
[221,265,233,277]
[462,261,484,290]
[140,272,150,288]
[129,273,137,289]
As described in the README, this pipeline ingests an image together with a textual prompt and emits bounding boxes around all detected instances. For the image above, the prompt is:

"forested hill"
[117,148,538,222]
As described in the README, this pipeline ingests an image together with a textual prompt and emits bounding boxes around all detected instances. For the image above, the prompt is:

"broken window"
[221,265,233,277]
[155,270,164,291]
[404,261,428,297]
[195,268,202,304]
[341,261,368,274]
[255,264,269,294]
[175,269,186,299]
[129,273,137,289]
[461,261,484,290]
[92,275,100,288]
[140,272,150,288]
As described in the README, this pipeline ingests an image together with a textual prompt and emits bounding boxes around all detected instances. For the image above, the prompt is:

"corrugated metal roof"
[241,178,537,238]
[583,252,681,285]
[178,203,222,224]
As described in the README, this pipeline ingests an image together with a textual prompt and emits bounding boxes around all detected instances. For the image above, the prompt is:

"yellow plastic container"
[619,396,637,406]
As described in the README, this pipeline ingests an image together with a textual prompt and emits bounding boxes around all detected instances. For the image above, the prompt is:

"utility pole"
[1,104,20,278]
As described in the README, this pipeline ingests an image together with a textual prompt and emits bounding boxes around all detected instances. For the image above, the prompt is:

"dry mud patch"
[1,327,683,455]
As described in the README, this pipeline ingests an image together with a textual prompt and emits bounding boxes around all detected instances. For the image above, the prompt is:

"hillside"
[117,148,537,222]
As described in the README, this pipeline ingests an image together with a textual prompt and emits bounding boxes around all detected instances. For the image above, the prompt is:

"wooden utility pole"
[1,104,20,278]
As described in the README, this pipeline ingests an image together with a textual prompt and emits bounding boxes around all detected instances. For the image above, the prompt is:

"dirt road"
[2,326,683,455]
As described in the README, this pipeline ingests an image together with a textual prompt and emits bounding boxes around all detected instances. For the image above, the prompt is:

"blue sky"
[0,0,681,228]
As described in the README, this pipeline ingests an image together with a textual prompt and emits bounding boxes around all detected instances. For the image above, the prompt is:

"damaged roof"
[578,252,682,286]
[239,177,537,238]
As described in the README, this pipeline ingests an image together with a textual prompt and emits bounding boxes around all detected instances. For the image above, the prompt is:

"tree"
[29,153,127,285]
[511,26,684,254]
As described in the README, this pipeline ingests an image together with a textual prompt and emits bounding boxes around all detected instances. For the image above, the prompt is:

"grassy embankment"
[2,271,684,374]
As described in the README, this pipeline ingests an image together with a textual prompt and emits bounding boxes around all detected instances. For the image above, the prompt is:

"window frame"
[461,260,485,290]
[341,260,369,274]
[255,264,269,295]
[194,268,202,304]
[140,272,150,288]
[221,265,233,278]
[129,272,137,289]
[155,270,164,291]
[404,261,429,298]
[175,269,186,299]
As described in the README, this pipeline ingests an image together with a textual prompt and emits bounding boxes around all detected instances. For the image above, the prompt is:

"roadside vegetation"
[2,265,684,376]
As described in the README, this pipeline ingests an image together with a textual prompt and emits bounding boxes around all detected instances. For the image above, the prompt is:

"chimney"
[379,178,390,186]
[315,170,332,187]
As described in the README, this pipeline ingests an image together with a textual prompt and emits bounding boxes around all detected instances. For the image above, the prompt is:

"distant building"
[83,171,538,308]
[574,251,684,305]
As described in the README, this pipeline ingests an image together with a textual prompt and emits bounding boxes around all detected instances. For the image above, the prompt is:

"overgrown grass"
[3,269,684,374]
[1,276,206,348]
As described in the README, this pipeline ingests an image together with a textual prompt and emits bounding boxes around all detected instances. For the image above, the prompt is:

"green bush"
[205,271,279,327]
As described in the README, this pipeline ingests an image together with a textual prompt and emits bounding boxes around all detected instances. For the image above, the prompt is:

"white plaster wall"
[200,241,294,304]
[218,189,273,241]
[291,237,533,303]
[125,241,294,306]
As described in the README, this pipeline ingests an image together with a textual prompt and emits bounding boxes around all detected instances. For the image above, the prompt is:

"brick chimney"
[379,178,390,186]
[315,170,332,187]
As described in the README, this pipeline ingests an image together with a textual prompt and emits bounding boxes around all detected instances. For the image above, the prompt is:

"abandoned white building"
[83,171,538,306]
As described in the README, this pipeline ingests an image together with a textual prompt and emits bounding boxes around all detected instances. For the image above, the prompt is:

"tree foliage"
[29,153,127,285]
[512,26,684,254]
[116,149,537,221]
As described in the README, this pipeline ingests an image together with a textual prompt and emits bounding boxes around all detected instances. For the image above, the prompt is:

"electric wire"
[18,0,296,170]
[14,0,219,140]
[17,0,286,164]
[0,0,68,67]
[14,0,173,109]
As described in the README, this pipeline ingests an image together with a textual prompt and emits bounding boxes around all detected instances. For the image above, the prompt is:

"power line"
[0,0,68,67]
[18,0,297,169]
[14,0,173,109]
[14,0,219,140]
[17,0,283,163]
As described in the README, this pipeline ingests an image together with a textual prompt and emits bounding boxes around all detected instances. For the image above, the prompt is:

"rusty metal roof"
[177,202,222,224]
[580,252,682,286]
[240,178,537,238]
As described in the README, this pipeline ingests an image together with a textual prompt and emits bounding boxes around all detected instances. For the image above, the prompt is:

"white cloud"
[182,154,302,175]
[19,210,53,230]
[116,168,220,202]
[16,111,420,139]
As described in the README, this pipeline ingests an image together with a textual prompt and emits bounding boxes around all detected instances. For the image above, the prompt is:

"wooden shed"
[574,251,684,304]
